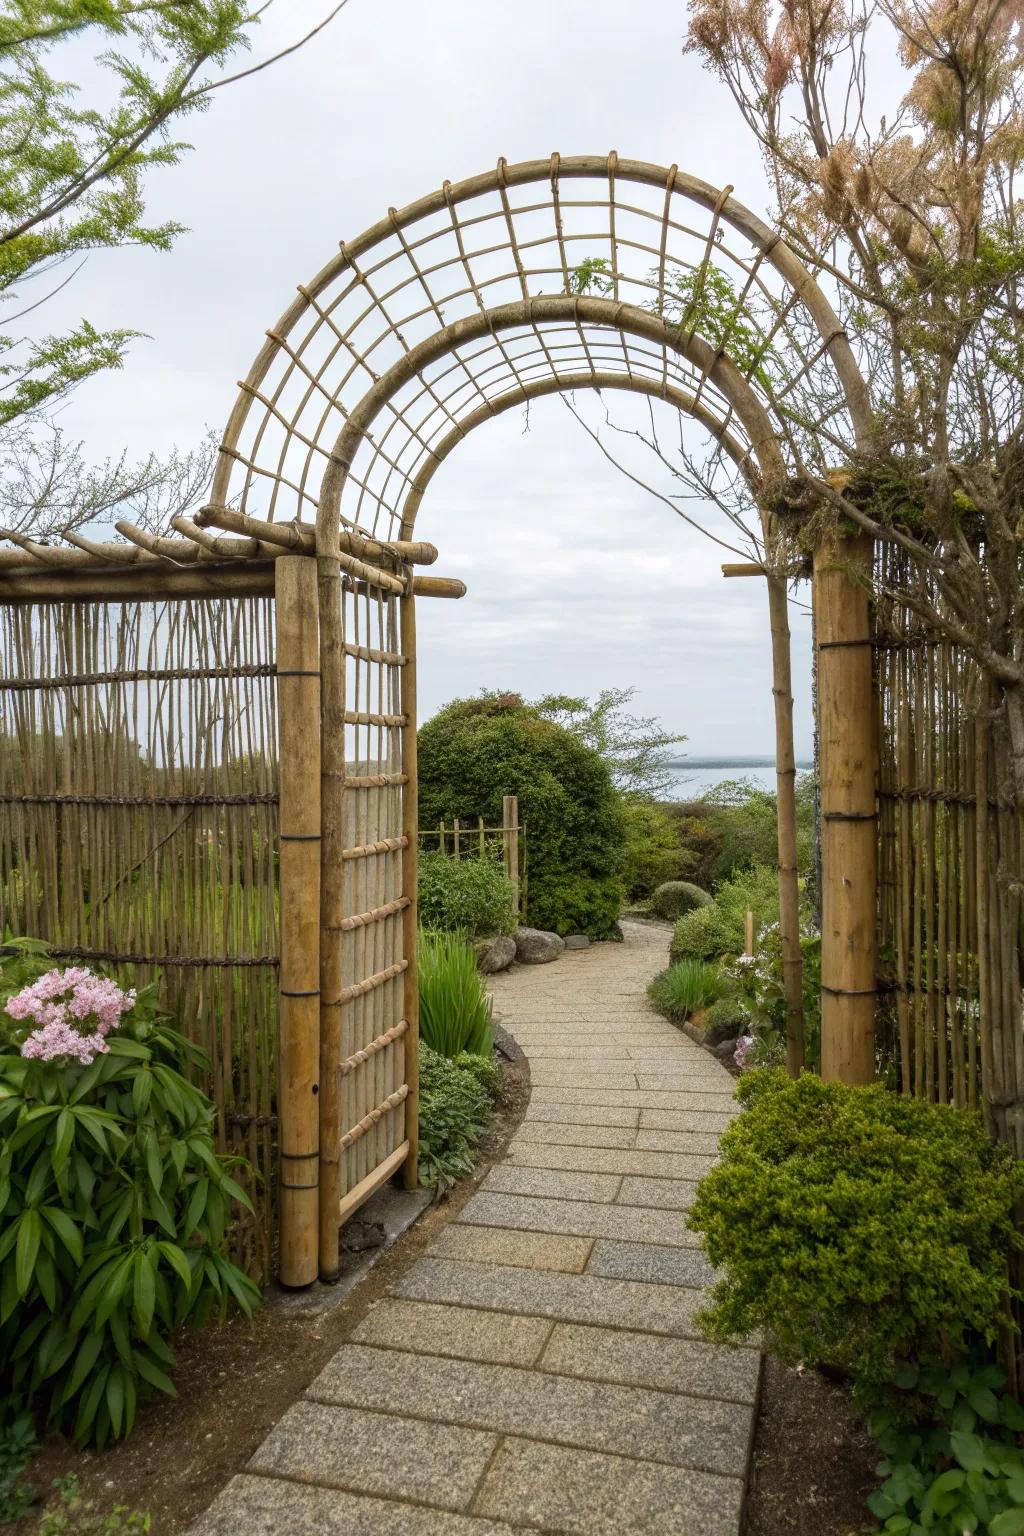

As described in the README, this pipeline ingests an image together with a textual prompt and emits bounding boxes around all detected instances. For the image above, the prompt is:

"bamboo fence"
[874,543,1022,1150]
[0,595,280,1273]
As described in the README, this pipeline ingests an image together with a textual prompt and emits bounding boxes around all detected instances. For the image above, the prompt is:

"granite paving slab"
[187,920,755,1536]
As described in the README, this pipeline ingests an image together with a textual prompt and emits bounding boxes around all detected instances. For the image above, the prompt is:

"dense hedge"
[418,694,627,938]
[690,1070,1024,1402]
[418,852,517,938]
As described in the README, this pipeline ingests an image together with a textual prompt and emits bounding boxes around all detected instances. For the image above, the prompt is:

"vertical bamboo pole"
[275,556,321,1288]
[503,794,520,916]
[766,572,805,1076]
[744,910,755,957]
[317,549,346,1281]
[453,817,461,860]
[401,588,420,1189]
[814,531,878,1084]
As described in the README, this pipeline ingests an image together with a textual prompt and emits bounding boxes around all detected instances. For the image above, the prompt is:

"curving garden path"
[192,920,760,1536]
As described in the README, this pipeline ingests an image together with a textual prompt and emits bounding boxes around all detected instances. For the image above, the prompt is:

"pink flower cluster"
[7,967,136,1066]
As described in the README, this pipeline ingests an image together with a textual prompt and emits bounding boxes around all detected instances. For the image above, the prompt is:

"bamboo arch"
[198,153,878,1277]
[0,154,880,1286]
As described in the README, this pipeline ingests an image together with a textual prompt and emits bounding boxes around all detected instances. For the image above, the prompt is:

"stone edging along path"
[192,921,760,1536]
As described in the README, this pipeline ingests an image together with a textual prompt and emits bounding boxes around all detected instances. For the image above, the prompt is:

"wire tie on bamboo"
[333,959,408,1005]
[339,1085,409,1150]
[339,1020,409,1076]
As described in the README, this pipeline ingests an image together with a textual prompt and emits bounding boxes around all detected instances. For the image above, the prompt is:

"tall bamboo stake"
[766,572,805,1075]
[401,590,420,1189]
[274,557,321,1287]
[814,532,878,1084]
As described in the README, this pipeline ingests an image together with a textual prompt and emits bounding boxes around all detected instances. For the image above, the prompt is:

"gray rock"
[515,927,566,964]
[704,1016,741,1048]
[564,934,590,950]
[712,1038,739,1062]
[475,934,517,974]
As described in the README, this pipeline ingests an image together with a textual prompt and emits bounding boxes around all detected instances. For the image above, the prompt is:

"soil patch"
[21,1056,530,1535]
[744,1356,878,1536]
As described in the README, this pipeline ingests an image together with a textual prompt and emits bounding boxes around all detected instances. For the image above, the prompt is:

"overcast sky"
[46,0,818,758]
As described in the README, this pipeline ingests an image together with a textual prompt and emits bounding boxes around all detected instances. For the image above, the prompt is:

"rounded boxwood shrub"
[418,693,626,938]
[670,903,735,963]
[650,880,712,921]
[689,1069,1024,1404]
[418,852,517,938]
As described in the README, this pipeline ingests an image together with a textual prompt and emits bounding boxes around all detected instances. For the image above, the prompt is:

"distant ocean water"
[660,756,814,800]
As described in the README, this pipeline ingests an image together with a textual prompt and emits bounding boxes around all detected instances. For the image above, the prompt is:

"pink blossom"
[733,1034,756,1070]
[7,966,135,1066]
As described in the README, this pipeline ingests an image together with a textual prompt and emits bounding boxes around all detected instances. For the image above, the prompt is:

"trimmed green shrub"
[418,1045,500,1194]
[650,881,713,921]
[689,1070,1024,1404]
[670,863,781,963]
[417,929,493,1058]
[670,903,736,963]
[0,940,260,1448]
[701,997,750,1039]
[417,853,517,938]
[418,693,626,938]
[621,798,685,900]
[648,959,724,1023]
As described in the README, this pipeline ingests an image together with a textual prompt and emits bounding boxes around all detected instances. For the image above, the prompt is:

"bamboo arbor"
[0,155,884,1286]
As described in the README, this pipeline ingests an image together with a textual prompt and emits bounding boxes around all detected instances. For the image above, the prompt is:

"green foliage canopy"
[418,693,627,938]
[417,853,517,939]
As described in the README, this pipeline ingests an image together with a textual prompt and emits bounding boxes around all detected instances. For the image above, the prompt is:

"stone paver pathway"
[193,921,758,1536]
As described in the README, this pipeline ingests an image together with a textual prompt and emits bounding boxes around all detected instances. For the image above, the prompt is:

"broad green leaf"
[133,1250,156,1338]
[990,1511,1024,1536]
[41,1205,83,1265]
[52,1107,75,1177]
[15,1208,41,1298]
[950,1432,986,1473]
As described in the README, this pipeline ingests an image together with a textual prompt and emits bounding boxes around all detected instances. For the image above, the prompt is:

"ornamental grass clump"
[689,1070,1024,1406]
[0,938,260,1448]
[647,959,724,1023]
[417,930,494,1058]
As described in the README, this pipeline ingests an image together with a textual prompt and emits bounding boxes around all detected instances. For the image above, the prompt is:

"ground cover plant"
[417,853,517,939]
[417,1046,501,1195]
[0,938,260,1449]
[417,930,494,1058]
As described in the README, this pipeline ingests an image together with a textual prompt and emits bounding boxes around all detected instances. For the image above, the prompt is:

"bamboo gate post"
[814,531,878,1084]
[765,572,805,1075]
[274,556,322,1287]
[503,794,520,915]
[401,588,420,1190]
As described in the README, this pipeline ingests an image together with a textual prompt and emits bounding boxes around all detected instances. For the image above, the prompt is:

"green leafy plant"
[648,959,724,1023]
[417,853,517,938]
[38,1474,149,1536]
[867,1359,1024,1535]
[700,997,750,1039]
[418,1046,500,1194]
[650,881,713,922]
[417,930,494,1058]
[670,903,736,963]
[0,939,261,1448]
[620,797,685,902]
[689,1071,1024,1404]
[0,1411,38,1523]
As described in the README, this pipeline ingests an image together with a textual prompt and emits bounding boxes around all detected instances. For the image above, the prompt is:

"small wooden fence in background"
[418,793,525,917]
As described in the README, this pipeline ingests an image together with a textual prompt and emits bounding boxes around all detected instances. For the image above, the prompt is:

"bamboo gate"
[1,154,979,1288]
